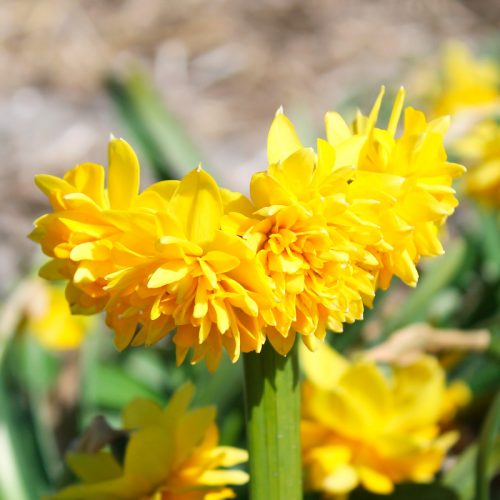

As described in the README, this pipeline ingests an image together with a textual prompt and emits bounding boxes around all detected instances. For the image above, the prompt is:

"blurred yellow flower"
[30,138,273,370]
[301,343,467,498]
[430,42,500,117]
[325,87,465,289]
[454,119,500,208]
[52,383,248,500]
[27,280,90,350]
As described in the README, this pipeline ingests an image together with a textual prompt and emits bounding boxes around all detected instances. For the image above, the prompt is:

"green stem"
[243,340,302,500]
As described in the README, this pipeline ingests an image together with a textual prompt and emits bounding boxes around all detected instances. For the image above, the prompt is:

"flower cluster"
[52,383,248,499]
[30,89,464,368]
[300,342,470,498]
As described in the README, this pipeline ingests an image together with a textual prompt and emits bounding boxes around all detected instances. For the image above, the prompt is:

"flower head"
[104,167,274,370]
[301,343,468,497]
[430,41,500,117]
[230,110,379,354]
[29,138,149,314]
[27,280,90,350]
[325,87,465,288]
[52,383,248,500]
[30,139,273,370]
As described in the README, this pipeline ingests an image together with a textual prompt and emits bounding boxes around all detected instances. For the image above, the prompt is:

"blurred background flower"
[23,280,91,351]
[51,383,248,500]
[301,342,470,498]
[1,1,500,499]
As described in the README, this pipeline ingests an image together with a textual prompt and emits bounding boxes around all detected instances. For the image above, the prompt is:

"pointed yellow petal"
[387,87,405,137]
[217,447,249,467]
[124,427,174,486]
[169,168,223,246]
[143,179,180,201]
[108,138,140,209]
[267,109,303,164]
[163,382,195,422]
[358,467,394,494]
[314,139,336,184]
[366,86,385,132]
[66,452,122,483]
[300,341,350,390]
[200,469,250,486]
[122,399,164,430]
[34,175,74,210]
[267,328,296,356]
[325,112,353,146]
[174,407,217,466]
[220,188,255,215]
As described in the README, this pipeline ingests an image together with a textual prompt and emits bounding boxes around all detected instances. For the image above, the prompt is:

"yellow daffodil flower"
[430,42,500,117]
[325,87,465,288]
[301,343,468,498]
[230,110,379,355]
[51,383,248,499]
[25,279,90,350]
[31,139,273,370]
[29,138,157,314]
[454,119,500,208]
[235,89,463,354]
[103,167,274,370]
[31,91,463,364]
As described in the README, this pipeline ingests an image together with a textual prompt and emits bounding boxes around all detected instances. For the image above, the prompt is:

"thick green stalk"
[243,341,302,500]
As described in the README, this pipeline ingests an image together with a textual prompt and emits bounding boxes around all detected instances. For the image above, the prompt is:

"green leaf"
[106,72,206,181]
[82,361,162,411]
[444,442,500,500]
[478,208,500,280]
[379,239,467,339]
[0,340,51,500]
[15,338,64,483]
[449,353,500,396]
[476,391,500,500]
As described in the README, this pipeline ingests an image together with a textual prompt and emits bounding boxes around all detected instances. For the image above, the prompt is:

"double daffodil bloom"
[29,138,159,314]
[52,383,248,499]
[104,167,274,370]
[232,88,463,354]
[325,87,465,288]
[31,139,273,370]
[229,110,379,354]
[301,343,469,498]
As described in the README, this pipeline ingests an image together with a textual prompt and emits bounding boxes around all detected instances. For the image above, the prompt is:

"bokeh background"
[1,1,500,499]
